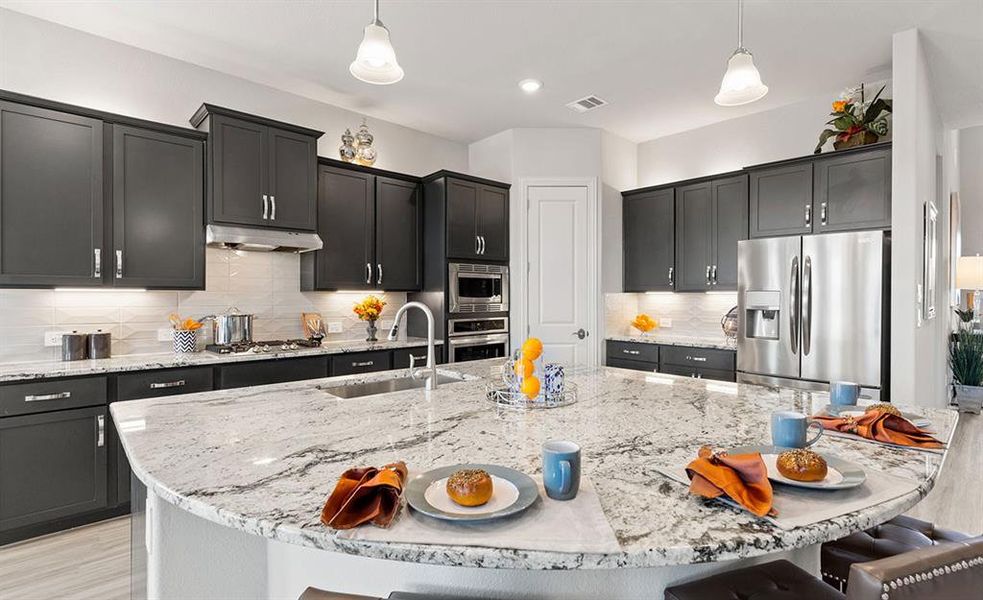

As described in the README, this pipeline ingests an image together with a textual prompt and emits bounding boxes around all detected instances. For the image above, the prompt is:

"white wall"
[636,82,892,187]
[891,28,956,408]
[959,125,983,255]
[0,8,467,175]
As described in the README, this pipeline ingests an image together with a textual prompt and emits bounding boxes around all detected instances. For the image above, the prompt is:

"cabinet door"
[477,185,509,261]
[330,351,391,376]
[375,177,421,291]
[267,127,317,231]
[814,148,891,232]
[674,182,713,292]
[445,178,479,260]
[210,114,268,227]
[310,166,375,290]
[0,101,103,287]
[623,188,675,291]
[217,357,327,389]
[112,126,204,289]
[0,406,108,532]
[749,163,813,238]
[711,174,748,290]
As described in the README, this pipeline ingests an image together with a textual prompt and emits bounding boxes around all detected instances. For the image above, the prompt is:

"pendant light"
[714,0,768,106]
[349,0,404,85]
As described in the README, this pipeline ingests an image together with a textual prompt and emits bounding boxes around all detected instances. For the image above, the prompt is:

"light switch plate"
[660,318,673,328]
[44,331,72,347]
[157,328,174,342]
[327,321,343,334]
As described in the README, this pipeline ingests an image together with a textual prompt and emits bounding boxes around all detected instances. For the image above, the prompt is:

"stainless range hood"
[206,224,323,253]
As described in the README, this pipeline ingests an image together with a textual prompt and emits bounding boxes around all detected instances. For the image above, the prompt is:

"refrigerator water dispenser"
[744,291,781,340]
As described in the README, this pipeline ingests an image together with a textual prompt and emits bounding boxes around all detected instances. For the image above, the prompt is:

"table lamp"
[956,256,983,324]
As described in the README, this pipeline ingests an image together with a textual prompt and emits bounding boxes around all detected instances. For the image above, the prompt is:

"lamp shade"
[714,48,769,106]
[349,21,404,85]
[956,256,983,289]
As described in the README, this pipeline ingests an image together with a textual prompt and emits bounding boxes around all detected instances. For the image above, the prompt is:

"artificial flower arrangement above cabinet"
[814,84,892,153]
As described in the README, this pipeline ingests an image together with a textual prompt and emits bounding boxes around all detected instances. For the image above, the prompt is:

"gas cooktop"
[205,339,322,355]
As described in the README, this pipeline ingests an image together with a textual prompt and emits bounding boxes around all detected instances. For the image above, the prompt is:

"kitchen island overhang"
[113,359,957,599]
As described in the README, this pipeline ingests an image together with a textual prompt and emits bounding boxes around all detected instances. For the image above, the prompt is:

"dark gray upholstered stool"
[821,515,973,591]
[665,560,844,600]
[298,588,466,600]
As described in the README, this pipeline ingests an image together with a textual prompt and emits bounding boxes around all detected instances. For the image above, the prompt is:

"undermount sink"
[319,372,467,399]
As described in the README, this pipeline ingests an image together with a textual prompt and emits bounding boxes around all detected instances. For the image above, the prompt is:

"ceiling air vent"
[566,95,608,113]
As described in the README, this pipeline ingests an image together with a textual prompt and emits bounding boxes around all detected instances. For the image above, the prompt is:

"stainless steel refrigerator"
[737,230,890,397]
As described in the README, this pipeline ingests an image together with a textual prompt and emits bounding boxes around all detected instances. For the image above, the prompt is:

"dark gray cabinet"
[814,147,891,232]
[112,126,204,289]
[674,182,713,292]
[192,104,321,232]
[0,101,103,287]
[393,346,444,369]
[302,163,421,291]
[605,340,735,382]
[330,350,392,376]
[0,405,108,533]
[623,188,675,292]
[749,162,814,238]
[477,184,509,261]
[445,178,509,261]
[217,356,328,389]
[116,367,213,401]
[710,175,748,290]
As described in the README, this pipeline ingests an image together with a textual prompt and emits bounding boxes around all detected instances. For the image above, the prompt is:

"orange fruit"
[520,376,541,400]
[521,337,543,361]
[514,358,534,378]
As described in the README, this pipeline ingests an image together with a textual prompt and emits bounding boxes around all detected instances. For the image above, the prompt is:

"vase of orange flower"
[353,295,386,341]
[814,84,891,153]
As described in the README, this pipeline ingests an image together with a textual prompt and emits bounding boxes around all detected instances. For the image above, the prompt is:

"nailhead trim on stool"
[876,556,982,598]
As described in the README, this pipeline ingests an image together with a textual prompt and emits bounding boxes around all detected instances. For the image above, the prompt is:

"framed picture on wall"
[924,200,939,321]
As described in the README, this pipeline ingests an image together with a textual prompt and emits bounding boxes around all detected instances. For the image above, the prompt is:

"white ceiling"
[2,1,981,143]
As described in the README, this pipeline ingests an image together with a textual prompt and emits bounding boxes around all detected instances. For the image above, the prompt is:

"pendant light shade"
[715,0,768,106]
[349,0,404,85]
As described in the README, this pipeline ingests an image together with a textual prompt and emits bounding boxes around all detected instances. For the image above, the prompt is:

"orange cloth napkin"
[321,462,408,530]
[814,411,944,449]
[685,446,775,517]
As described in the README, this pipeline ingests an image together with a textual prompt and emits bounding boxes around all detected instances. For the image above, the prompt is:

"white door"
[526,184,591,365]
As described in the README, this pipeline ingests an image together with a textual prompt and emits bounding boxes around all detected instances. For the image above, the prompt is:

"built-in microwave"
[448,263,508,314]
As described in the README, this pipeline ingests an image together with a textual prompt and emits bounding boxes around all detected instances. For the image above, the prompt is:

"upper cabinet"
[749,162,814,238]
[623,188,674,292]
[0,101,104,287]
[710,174,749,289]
[673,175,747,292]
[0,92,206,290]
[444,177,509,262]
[191,104,320,232]
[301,162,421,292]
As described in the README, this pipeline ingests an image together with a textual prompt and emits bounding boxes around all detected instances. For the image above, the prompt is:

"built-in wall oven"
[448,333,510,363]
[448,263,508,314]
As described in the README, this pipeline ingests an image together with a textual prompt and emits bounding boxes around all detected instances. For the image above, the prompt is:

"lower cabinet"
[331,351,392,376]
[217,356,328,389]
[0,405,108,536]
[605,341,736,382]
[393,346,445,369]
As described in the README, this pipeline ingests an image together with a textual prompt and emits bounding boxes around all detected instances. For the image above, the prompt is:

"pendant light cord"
[738,0,744,49]
[374,0,380,23]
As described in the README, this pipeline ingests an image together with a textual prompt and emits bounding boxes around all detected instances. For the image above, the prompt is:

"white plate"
[730,445,867,490]
[423,475,520,516]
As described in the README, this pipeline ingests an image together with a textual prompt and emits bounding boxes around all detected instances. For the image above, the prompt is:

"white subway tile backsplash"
[604,292,738,339]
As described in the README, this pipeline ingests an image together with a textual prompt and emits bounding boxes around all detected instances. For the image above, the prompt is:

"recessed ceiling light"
[518,79,543,94]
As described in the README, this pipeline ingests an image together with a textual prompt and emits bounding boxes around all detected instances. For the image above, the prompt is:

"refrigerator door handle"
[790,256,800,355]
[802,256,813,356]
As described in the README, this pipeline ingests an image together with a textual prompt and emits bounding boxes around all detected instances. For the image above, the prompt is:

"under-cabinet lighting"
[706,291,737,296]
[55,288,146,293]
[644,292,674,296]
[645,375,675,386]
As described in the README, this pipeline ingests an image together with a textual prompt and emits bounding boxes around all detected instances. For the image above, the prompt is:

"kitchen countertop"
[607,333,735,351]
[112,358,957,570]
[0,338,443,383]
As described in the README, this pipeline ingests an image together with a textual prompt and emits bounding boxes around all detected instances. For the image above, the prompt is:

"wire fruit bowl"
[485,383,578,410]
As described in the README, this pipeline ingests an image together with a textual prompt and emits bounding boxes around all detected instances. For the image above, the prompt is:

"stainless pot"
[202,308,254,345]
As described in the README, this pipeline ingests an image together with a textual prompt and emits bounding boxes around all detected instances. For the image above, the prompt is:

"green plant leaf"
[814,129,840,154]
[833,115,855,130]
[865,98,892,123]
[950,329,983,386]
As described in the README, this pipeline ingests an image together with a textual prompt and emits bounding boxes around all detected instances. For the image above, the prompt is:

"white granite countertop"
[112,359,957,570]
[607,333,735,351]
[0,338,442,383]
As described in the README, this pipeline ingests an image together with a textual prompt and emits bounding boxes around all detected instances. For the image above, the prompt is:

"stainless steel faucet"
[388,301,439,389]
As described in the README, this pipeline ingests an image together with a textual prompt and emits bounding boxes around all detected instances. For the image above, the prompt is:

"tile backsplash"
[604,292,738,339]
[0,248,407,363]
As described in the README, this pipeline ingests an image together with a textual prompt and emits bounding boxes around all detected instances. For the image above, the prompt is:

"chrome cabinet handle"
[377,263,383,286]
[622,349,640,355]
[705,265,712,286]
[711,265,718,286]
[365,263,372,284]
[805,204,812,228]
[115,250,123,279]
[96,415,105,448]
[475,236,480,255]
[668,266,674,287]
[686,355,708,362]
[790,256,800,355]
[353,360,375,367]
[820,202,828,225]
[94,248,101,278]
[150,380,186,389]
[25,391,71,402]
[480,236,486,255]
[803,256,813,356]
[262,195,269,220]
[270,195,276,220]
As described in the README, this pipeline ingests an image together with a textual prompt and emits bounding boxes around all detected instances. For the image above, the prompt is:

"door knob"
[572,328,588,340]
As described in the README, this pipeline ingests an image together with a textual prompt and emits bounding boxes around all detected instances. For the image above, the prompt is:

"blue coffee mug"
[830,381,860,406]
[542,440,581,501]
[771,410,823,448]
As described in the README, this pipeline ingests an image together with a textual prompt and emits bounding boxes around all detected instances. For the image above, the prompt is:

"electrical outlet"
[660,318,673,328]
[44,331,72,347]
[157,328,174,342]
[327,321,343,334]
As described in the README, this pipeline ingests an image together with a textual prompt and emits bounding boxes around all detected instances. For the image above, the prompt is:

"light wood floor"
[1,414,979,599]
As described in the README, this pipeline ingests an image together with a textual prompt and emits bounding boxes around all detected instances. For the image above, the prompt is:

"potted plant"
[954,307,976,331]
[353,295,386,342]
[814,84,892,153]
[949,328,983,413]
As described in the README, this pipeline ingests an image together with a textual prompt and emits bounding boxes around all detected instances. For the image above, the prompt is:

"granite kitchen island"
[112,359,958,599]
